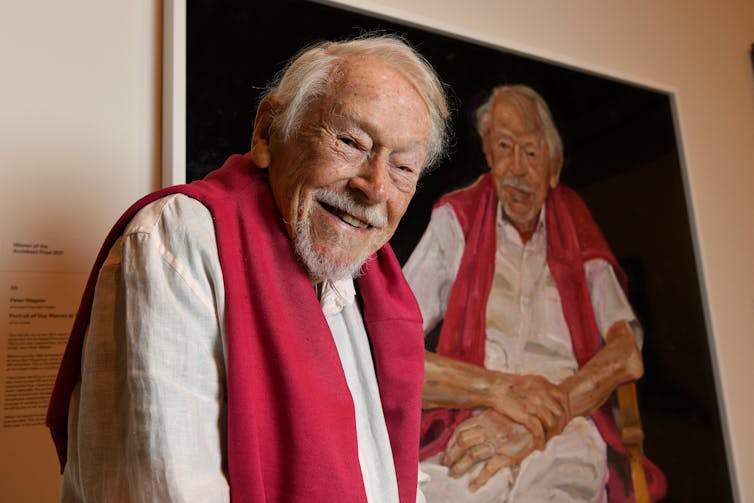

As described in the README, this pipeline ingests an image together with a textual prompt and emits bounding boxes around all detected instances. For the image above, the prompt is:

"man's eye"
[498,142,512,150]
[339,136,357,148]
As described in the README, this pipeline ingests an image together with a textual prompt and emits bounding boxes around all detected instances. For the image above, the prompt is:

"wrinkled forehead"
[489,94,544,139]
[317,56,432,140]
[328,55,426,106]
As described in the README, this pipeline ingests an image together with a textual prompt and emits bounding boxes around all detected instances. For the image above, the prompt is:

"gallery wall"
[0,1,160,500]
[1,0,752,500]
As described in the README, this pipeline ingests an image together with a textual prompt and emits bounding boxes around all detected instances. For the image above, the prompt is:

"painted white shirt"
[61,193,414,503]
[404,202,641,503]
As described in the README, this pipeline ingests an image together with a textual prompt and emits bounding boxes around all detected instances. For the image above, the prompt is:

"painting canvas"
[185,1,733,500]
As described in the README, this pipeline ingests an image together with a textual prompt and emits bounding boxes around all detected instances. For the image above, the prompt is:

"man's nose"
[510,145,528,176]
[348,154,388,204]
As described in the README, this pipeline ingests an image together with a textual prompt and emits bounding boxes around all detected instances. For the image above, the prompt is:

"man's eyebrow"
[488,132,510,144]
[490,128,541,144]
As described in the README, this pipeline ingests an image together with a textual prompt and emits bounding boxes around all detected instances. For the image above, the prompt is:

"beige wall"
[0,1,160,500]
[331,0,754,499]
[0,0,160,266]
[2,0,753,500]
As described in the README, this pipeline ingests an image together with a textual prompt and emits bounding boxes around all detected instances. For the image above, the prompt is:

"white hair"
[261,34,451,170]
[475,85,562,162]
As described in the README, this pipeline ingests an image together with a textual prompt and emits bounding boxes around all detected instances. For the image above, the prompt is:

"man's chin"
[503,202,536,222]
[294,238,371,282]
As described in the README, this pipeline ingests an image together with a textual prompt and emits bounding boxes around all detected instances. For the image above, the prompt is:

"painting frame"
[164,1,738,500]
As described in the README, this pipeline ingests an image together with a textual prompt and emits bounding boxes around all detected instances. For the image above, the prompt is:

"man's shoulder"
[123,193,212,237]
[434,174,495,235]
[118,153,262,238]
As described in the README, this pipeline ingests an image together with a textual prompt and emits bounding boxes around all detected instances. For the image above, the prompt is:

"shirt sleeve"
[62,194,229,503]
[584,258,644,348]
[402,204,465,334]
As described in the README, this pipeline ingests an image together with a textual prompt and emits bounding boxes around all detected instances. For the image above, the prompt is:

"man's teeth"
[339,211,369,229]
[320,201,370,228]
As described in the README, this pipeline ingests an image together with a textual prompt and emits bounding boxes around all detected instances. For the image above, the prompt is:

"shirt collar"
[318,276,357,316]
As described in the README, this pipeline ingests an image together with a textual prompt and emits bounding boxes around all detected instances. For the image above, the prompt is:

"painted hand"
[486,372,570,448]
[442,409,535,492]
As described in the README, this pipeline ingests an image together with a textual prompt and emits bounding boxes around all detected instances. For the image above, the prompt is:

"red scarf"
[419,174,666,502]
[47,153,425,502]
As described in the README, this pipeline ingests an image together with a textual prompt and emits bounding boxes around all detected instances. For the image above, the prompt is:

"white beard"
[293,223,370,281]
[292,188,383,281]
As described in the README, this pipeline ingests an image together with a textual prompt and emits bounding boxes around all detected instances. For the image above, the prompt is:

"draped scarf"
[48,153,425,502]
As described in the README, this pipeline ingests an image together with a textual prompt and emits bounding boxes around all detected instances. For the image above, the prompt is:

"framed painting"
[175,0,735,500]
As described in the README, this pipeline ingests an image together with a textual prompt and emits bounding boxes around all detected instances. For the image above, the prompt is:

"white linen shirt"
[61,193,410,503]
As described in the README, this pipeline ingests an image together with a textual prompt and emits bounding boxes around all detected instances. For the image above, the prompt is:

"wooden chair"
[616,381,650,503]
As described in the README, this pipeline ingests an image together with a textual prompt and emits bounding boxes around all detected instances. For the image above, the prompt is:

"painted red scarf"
[418,174,666,502]
[47,153,425,502]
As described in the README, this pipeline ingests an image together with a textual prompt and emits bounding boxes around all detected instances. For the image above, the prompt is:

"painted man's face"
[483,95,559,237]
[254,56,431,282]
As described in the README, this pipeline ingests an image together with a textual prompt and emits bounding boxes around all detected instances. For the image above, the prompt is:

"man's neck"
[500,206,544,245]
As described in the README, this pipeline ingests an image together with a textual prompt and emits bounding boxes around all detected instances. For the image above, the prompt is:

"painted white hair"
[261,34,451,170]
[475,84,563,162]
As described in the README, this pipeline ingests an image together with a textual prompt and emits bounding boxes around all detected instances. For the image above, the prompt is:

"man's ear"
[250,96,279,169]
[549,153,563,188]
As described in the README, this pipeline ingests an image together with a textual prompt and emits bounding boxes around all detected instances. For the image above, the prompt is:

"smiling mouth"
[320,202,370,229]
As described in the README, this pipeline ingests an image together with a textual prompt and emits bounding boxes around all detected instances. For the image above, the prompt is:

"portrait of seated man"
[404,85,666,502]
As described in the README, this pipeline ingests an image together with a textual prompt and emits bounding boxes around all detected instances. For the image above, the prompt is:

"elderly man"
[404,85,664,502]
[47,35,449,502]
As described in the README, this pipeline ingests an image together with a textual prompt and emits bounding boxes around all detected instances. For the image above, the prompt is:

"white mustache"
[500,178,534,194]
[314,188,388,228]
